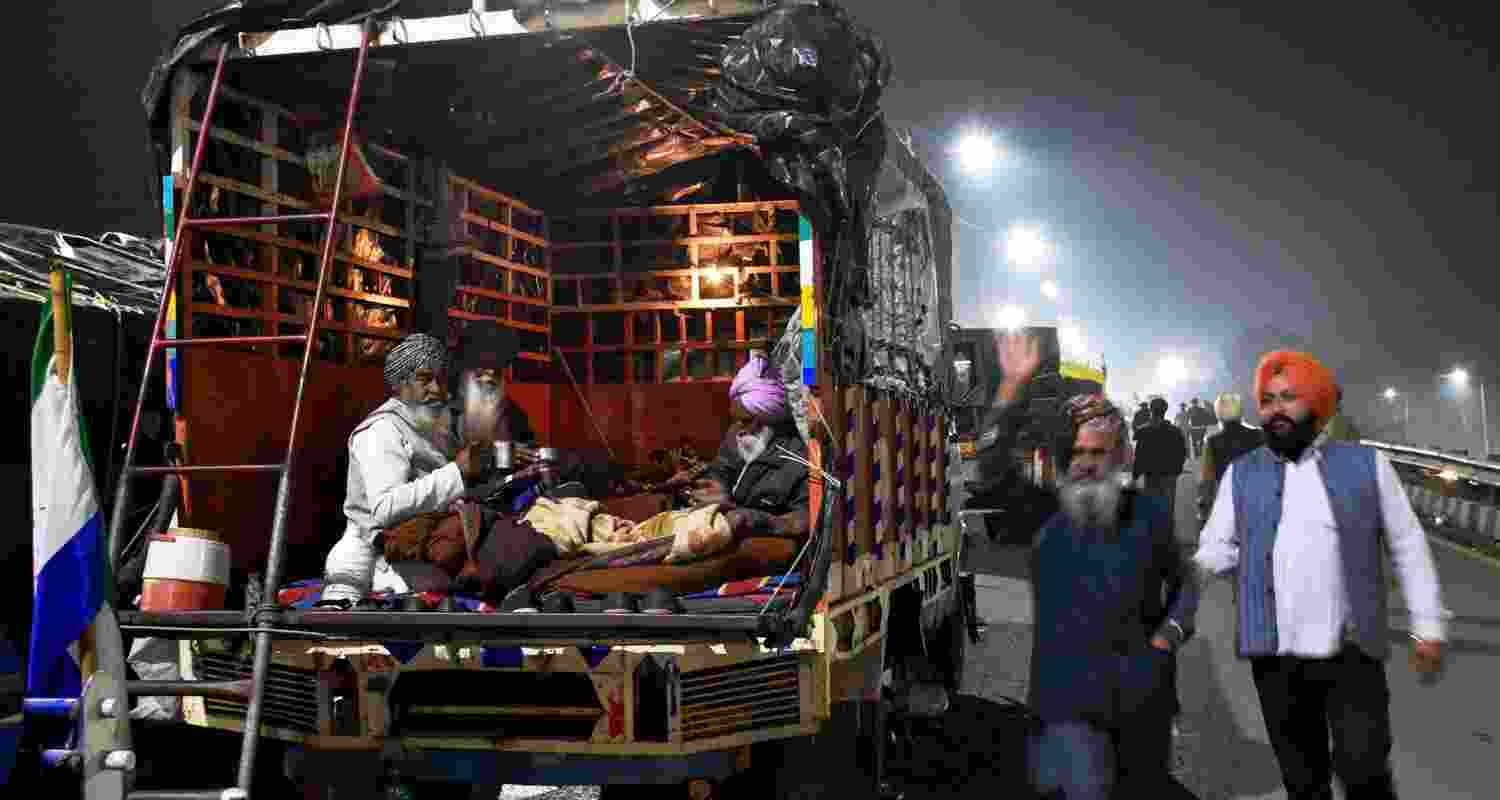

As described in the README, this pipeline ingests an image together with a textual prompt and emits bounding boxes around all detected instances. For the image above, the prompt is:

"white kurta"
[1195,445,1446,656]
[323,398,466,601]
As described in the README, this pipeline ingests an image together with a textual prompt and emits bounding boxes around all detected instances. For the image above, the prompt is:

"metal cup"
[493,440,513,470]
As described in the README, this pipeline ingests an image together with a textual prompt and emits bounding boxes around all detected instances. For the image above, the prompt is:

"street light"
[1445,367,1490,460]
[1383,387,1410,443]
[956,131,1003,175]
[1041,280,1060,301]
[1157,356,1189,389]
[1004,224,1051,271]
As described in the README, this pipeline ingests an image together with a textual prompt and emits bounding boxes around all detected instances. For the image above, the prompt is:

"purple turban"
[730,351,789,422]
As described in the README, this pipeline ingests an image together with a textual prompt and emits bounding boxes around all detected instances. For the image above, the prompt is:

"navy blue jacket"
[1028,492,1200,725]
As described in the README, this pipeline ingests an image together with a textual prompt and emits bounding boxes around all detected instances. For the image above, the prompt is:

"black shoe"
[501,588,540,613]
[641,587,681,615]
[603,592,640,614]
[541,593,576,614]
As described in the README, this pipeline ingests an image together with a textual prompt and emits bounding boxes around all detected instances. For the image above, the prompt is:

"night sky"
[5,2,1497,449]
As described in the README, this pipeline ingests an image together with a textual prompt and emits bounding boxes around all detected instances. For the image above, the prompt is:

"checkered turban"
[384,333,451,392]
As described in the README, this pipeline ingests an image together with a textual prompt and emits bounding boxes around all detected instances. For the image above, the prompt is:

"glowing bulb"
[956,131,1002,174]
[1005,225,1050,271]
[1041,280,1059,301]
[996,304,1026,330]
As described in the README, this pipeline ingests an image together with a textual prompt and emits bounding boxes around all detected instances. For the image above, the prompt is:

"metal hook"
[388,15,409,45]
[315,21,334,51]
[469,8,486,37]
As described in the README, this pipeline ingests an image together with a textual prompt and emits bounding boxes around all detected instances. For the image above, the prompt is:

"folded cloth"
[523,496,633,556]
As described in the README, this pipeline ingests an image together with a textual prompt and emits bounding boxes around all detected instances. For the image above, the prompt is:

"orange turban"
[1254,350,1337,425]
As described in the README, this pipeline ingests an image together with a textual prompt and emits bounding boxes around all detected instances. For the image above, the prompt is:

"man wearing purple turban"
[687,350,810,540]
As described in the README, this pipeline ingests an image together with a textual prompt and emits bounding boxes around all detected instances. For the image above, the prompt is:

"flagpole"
[49,261,97,681]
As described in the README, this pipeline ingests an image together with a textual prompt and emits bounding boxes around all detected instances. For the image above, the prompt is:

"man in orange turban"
[1197,350,1447,799]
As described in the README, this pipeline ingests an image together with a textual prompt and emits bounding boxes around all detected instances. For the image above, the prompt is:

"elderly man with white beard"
[680,350,811,541]
[320,333,492,605]
[1027,393,1201,800]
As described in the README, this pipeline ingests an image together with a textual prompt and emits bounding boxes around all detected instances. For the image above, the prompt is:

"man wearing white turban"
[321,333,492,605]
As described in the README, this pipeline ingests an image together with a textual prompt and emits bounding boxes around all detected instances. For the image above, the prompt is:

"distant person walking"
[1187,398,1216,459]
[1174,402,1193,456]
[1132,402,1152,442]
[1196,392,1263,529]
[1134,397,1189,525]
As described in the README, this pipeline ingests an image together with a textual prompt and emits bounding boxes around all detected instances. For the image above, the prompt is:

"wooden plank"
[875,394,897,583]
[199,225,414,279]
[567,199,800,216]
[189,119,306,165]
[554,298,794,313]
[461,210,547,248]
[448,173,540,214]
[457,247,550,280]
[897,403,915,572]
[454,284,547,307]
[189,172,405,238]
[190,261,411,309]
[550,233,797,251]
[850,386,874,591]
[191,303,405,339]
[825,385,847,602]
[446,308,549,334]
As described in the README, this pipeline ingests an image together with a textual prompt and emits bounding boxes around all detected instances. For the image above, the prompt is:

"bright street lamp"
[1004,224,1051,271]
[1445,367,1489,460]
[1383,387,1410,443]
[996,304,1026,330]
[1157,356,1189,388]
[1041,280,1060,301]
[955,131,1003,175]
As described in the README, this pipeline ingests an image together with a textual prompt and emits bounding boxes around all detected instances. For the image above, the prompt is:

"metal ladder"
[25,18,380,800]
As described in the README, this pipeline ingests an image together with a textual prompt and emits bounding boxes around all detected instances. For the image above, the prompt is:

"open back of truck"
[108,2,959,794]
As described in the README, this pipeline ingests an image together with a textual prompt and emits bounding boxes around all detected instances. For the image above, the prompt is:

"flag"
[28,270,107,697]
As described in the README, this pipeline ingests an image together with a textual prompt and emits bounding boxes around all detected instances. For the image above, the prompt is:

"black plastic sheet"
[701,2,892,382]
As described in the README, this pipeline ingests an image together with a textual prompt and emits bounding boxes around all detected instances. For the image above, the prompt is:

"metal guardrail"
[1361,440,1500,489]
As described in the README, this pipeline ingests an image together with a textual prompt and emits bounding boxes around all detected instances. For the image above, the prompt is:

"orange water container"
[140,527,231,611]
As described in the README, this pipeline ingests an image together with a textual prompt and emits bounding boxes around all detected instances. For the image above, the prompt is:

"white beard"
[736,426,774,463]
[1059,471,1127,531]
[408,400,445,434]
[461,372,503,441]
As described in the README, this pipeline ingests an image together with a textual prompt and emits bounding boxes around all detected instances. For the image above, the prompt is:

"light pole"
[1447,368,1490,460]
[1383,387,1410,443]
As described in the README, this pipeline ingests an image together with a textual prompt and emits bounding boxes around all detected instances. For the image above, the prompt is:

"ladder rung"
[185,211,331,227]
[130,791,248,800]
[155,334,308,349]
[126,678,252,701]
[131,464,284,476]
[23,697,78,718]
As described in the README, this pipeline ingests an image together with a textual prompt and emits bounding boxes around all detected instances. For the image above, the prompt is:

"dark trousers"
[1141,473,1178,524]
[1031,715,1193,798]
[1250,645,1397,800]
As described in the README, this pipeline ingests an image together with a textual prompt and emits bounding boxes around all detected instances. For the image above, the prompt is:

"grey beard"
[461,373,503,441]
[736,426,774,463]
[1059,473,1125,531]
[408,401,445,435]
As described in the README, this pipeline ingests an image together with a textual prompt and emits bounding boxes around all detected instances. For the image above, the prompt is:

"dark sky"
[6,2,1498,448]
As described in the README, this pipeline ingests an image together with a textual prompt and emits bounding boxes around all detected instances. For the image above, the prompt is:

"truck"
[16,3,967,798]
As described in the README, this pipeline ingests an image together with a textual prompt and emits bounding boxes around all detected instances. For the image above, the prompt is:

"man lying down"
[320,333,810,609]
